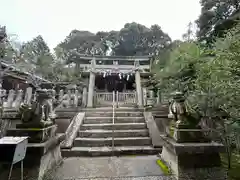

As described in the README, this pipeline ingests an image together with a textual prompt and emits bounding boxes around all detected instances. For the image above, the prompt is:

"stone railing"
[60,112,85,149]
[117,91,136,106]
[96,92,113,102]
[95,91,137,107]
[143,89,170,107]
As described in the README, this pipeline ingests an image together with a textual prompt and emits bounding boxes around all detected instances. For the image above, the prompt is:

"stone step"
[82,108,144,112]
[78,129,149,138]
[56,107,80,112]
[84,117,145,124]
[152,109,168,113]
[80,123,147,130]
[62,146,162,157]
[74,137,152,147]
[152,114,169,118]
[56,112,77,118]
[85,111,144,117]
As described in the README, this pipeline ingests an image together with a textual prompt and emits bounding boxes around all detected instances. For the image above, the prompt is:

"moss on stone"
[156,159,171,175]
[27,128,42,130]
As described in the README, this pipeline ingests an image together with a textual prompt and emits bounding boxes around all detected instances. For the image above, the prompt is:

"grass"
[156,159,171,175]
[221,150,240,180]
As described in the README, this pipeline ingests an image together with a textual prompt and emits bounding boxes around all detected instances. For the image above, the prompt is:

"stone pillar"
[123,83,127,92]
[23,87,33,105]
[104,82,108,92]
[87,58,96,107]
[135,70,143,107]
[156,89,161,104]
[82,86,87,107]
[142,87,147,106]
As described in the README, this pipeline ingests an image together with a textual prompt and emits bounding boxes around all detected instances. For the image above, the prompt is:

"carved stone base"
[15,120,54,129]
[7,125,57,143]
[160,135,226,180]
[172,128,210,143]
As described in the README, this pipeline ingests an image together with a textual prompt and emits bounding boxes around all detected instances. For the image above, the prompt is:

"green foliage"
[154,23,240,122]
[2,23,171,83]
[221,151,240,180]
[196,0,240,44]
[153,42,200,94]
[20,35,55,76]
[154,22,240,177]
[55,22,171,61]
[1,27,79,83]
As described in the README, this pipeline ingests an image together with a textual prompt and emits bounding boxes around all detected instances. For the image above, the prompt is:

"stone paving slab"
[47,155,169,180]
[63,176,173,180]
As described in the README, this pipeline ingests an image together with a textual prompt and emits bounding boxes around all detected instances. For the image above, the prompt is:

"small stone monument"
[160,91,226,180]
[58,89,64,101]
[6,89,15,108]
[12,89,24,108]
[23,87,33,105]
[147,90,155,107]
[59,90,70,108]
[67,84,78,107]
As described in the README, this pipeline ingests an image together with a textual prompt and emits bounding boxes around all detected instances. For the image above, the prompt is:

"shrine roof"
[1,60,51,83]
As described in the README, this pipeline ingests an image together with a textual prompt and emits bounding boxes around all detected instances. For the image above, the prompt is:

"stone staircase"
[62,107,161,157]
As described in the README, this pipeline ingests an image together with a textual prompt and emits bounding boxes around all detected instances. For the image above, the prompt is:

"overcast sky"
[0,0,201,49]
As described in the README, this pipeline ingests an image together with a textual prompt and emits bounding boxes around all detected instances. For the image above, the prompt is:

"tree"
[182,22,197,42]
[196,0,240,44]
[153,42,200,94]
[20,35,55,77]
[0,26,7,58]
[154,22,240,173]
[55,22,171,60]
[106,23,171,56]
[0,25,21,63]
